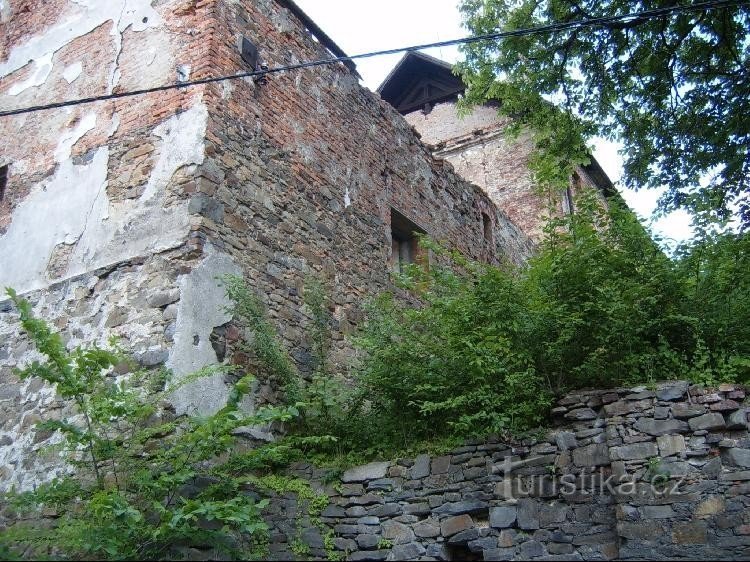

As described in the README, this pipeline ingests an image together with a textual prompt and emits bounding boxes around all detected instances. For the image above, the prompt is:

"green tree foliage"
[457,0,750,225]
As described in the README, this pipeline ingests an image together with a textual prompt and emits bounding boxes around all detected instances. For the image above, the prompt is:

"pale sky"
[296,0,693,246]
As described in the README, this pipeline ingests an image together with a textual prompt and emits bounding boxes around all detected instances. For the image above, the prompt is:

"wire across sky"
[0,0,747,118]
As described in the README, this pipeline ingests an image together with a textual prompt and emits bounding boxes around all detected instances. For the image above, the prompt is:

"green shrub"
[0,288,300,560]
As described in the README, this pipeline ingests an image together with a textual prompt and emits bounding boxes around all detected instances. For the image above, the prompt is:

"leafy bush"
[0,289,300,560]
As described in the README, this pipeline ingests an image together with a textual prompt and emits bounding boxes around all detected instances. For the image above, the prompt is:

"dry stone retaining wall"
[267,381,750,561]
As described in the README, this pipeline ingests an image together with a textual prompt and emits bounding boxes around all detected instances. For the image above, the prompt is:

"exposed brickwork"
[406,101,606,244]
[0,0,532,492]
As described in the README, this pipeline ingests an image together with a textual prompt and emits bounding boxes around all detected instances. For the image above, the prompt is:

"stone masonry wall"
[0,0,534,493]
[267,381,750,561]
[189,0,534,375]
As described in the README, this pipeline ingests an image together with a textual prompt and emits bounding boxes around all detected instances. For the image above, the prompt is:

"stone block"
[489,506,517,528]
[483,548,516,561]
[572,443,610,467]
[657,434,686,457]
[517,498,540,530]
[356,534,380,550]
[565,407,598,421]
[386,542,425,561]
[725,448,750,468]
[656,381,688,401]
[431,455,451,474]
[611,442,658,461]
[555,431,577,451]
[413,519,440,538]
[410,454,430,479]
[440,514,474,537]
[671,404,706,419]
[727,409,750,430]
[342,461,390,483]
[382,520,415,545]
[688,413,726,431]
[433,500,488,516]
[634,417,690,436]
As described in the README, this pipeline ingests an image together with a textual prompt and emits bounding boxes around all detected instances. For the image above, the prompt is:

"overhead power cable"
[0,0,747,118]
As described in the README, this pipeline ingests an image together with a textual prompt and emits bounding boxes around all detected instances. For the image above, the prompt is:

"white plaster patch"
[6,52,53,96]
[62,61,83,84]
[0,147,109,293]
[0,101,209,295]
[167,245,242,416]
[141,103,208,200]
[0,0,10,23]
[54,112,96,162]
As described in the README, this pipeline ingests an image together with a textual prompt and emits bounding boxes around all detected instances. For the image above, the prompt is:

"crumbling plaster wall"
[405,101,604,244]
[0,0,244,491]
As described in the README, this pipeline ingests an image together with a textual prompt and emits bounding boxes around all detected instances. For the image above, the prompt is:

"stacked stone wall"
[266,381,750,561]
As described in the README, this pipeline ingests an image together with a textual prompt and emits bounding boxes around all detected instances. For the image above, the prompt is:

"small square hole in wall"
[390,208,427,273]
[0,164,8,202]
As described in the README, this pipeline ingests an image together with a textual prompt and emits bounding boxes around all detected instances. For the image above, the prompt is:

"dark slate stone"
[410,454,430,479]
[517,498,540,530]
[448,528,482,544]
[490,506,517,528]
[656,381,688,401]
[725,448,750,468]
[321,504,345,518]
[634,417,690,436]
[555,431,577,451]
[440,514,474,537]
[426,543,451,561]
[369,503,401,518]
[433,500,488,516]
[572,443,610,467]
[519,540,545,558]
[356,534,380,550]
[386,542,425,561]
[727,409,750,430]
[367,478,395,491]
[468,537,499,553]
[688,413,726,431]
[564,408,598,421]
[483,548,516,561]
[348,551,388,562]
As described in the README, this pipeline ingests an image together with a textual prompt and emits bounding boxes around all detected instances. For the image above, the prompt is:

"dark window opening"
[390,208,426,273]
[482,212,492,242]
[0,164,8,202]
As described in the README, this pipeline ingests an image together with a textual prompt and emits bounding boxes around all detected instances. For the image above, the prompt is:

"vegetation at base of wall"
[0,289,302,560]
[3,185,749,558]
[282,189,750,461]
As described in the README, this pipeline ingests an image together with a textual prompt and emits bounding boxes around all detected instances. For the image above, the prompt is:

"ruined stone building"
[0,0,614,491]
[378,51,617,243]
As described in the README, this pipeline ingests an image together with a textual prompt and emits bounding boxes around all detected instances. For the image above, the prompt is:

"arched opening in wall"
[482,212,492,242]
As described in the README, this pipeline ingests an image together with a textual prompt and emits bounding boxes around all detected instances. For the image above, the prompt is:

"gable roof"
[377,51,465,114]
